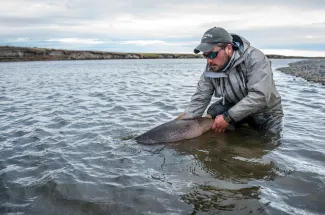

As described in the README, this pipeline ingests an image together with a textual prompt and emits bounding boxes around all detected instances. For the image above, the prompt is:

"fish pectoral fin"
[175,112,187,120]
[204,114,212,119]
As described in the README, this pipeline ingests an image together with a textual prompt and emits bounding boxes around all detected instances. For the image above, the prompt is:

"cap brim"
[194,43,217,54]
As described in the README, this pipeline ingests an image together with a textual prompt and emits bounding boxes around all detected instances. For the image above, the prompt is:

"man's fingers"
[213,127,226,133]
[212,122,217,130]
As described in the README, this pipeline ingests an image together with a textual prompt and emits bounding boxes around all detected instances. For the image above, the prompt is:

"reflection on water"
[165,129,280,214]
[169,130,279,180]
[181,185,262,214]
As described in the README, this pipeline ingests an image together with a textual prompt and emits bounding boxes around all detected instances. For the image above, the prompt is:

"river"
[0,59,324,215]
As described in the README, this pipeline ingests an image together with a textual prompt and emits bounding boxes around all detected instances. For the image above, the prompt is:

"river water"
[0,59,324,215]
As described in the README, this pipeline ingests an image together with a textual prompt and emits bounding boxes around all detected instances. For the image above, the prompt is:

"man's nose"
[207,58,213,63]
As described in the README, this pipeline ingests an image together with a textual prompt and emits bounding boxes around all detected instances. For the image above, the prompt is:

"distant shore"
[277,59,325,85]
[0,46,202,62]
[1,46,325,62]
[2,46,324,84]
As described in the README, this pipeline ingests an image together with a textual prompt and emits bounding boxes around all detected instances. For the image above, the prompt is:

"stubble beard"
[210,56,231,72]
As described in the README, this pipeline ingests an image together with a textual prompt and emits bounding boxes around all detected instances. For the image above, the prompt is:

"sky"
[1,0,325,56]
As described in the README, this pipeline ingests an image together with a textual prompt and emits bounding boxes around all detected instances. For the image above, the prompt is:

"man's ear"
[225,44,233,57]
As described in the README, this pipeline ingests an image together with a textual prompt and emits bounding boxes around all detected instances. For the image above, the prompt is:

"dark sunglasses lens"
[207,52,217,59]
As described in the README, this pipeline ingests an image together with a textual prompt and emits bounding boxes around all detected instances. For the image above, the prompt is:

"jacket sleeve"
[228,49,272,122]
[184,73,214,118]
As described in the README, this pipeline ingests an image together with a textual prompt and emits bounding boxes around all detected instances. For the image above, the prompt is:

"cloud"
[1,0,325,56]
[119,40,197,46]
[305,35,325,40]
[262,49,325,57]
[47,38,105,45]
[9,37,29,42]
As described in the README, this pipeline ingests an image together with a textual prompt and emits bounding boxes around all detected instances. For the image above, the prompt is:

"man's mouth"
[211,65,218,69]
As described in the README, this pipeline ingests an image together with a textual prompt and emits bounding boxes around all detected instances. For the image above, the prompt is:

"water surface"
[0,59,324,215]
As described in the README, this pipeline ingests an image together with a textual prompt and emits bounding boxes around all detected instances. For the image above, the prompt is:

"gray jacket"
[184,34,281,122]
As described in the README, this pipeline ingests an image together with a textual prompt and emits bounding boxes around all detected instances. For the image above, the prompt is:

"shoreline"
[0,46,202,62]
[1,46,324,84]
[1,46,325,62]
[277,59,325,85]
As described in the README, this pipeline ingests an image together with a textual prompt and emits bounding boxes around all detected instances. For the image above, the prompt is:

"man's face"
[203,44,232,72]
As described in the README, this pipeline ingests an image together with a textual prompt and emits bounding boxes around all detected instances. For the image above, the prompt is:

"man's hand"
[211,114,229,133]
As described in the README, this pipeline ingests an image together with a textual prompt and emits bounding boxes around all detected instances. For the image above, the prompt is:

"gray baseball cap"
[194,27,233,54]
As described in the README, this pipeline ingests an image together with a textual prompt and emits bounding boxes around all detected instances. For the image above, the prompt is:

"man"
[177,27,283,135]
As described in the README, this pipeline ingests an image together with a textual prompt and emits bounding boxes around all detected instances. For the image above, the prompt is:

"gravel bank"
[277,59,325,85]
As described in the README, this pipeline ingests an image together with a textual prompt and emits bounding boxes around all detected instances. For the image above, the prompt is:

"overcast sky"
[1,0,325,56]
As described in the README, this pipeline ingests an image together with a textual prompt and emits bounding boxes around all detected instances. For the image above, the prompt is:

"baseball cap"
[194,27,233,54]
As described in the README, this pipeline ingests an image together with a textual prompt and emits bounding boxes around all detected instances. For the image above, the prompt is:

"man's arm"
[178,73,214,119]
[228,49,272,122]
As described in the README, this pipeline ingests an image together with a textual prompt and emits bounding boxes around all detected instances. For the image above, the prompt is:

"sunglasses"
[202,44,227,59]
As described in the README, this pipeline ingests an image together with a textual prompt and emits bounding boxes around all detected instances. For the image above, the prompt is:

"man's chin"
[211,67,221,72]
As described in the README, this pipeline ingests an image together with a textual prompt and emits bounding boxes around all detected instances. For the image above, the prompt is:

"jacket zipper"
[233,72,246,98]
[227,76,241,102]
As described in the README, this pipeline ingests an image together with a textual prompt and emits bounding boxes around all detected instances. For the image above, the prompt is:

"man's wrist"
[222,111,234,124]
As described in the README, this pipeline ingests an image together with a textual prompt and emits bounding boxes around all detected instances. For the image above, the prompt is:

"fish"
[135,117,214,144]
